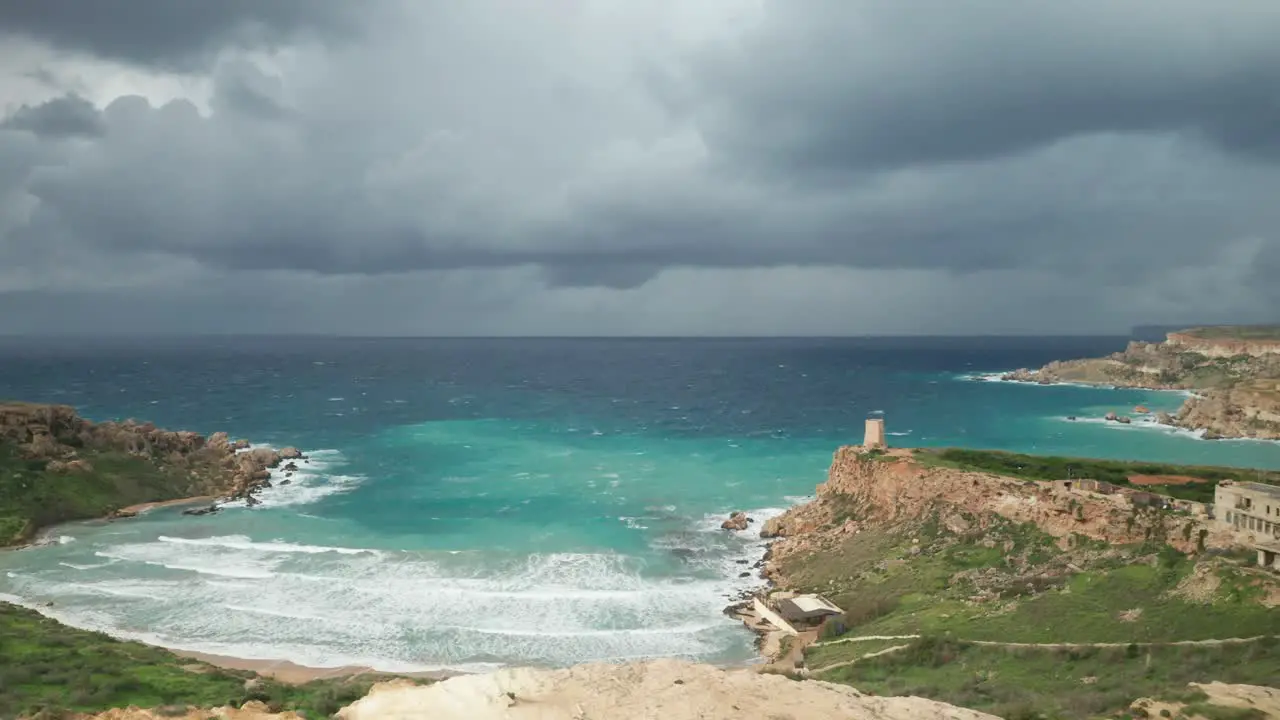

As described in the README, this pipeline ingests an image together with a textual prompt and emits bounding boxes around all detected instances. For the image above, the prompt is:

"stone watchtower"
[864,418,886,449]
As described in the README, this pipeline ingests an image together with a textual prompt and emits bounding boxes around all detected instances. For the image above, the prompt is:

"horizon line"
[0,332,1149,340]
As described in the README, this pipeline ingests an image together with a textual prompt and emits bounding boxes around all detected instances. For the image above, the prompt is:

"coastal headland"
[3,401,1279,718]
[721,440,1280,718]
[998,325,1280,440]
[0,401,305,548]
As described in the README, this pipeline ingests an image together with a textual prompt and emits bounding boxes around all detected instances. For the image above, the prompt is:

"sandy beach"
[119,496,220,515]
[171,649,461,684]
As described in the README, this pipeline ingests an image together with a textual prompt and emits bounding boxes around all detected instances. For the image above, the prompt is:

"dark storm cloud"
[1,94,103,138]
[1,0,1279,334]
[691,0,1280,173]
[0,0,358,69]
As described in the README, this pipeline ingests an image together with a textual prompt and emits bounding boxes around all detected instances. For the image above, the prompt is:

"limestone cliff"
[760,448,1227,583]
[0,402,287,545]
[1000,326,1280,440]
[1166,330,1280,358]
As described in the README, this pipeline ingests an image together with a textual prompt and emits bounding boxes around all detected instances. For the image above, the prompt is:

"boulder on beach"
[1105,411,1118,422]
[280,447,304,460]
[1134,405,1151,414]
[1117,416,1131,424]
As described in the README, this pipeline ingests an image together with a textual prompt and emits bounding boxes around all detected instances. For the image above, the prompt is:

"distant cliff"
[1166,329,1280,358]
[1000,326,1280,440]
[0,402,292,546]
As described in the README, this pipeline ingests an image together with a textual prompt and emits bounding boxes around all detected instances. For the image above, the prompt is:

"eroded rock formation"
[0,402,289,519]
[760,448,1228,583]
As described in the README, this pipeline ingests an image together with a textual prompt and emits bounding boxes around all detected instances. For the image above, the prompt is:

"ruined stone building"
[1217,480,1280,539]
[1216,480,1280,570]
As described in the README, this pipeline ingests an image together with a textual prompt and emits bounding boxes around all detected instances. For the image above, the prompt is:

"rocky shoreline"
[715,509,789,660]
[994,329,1280,441]
[0,401,310,546]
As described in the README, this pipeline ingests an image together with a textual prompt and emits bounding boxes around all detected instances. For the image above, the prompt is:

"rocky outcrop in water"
[721,511,751,531]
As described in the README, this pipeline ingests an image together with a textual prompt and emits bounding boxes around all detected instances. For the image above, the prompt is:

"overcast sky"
[1,0,1278,335]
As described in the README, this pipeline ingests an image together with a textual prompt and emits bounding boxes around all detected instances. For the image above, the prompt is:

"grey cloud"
[690,0,1280,173]
[0,0,360,69]
[2,94,103,138]
[211,60,292,120]
[2,1,1279,334]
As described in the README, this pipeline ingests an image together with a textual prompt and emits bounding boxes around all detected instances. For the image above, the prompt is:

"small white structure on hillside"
[777,594,844,624]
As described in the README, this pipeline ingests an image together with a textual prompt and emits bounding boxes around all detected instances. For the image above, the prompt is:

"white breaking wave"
[1059,414,1280,445]
[157,535,380,556]
[58,560,117,571]
[1056,414,1208,440]
[960,371,1009,382]
[219,449,365,509]
[6,532,754,670]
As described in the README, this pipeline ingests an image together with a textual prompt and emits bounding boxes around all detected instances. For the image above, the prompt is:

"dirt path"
[964,636,1270,650]
[807,635,1276,675]
[808,644,913,675]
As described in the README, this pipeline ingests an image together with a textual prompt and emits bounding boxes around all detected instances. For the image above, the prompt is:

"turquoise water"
[1,337,1277,671]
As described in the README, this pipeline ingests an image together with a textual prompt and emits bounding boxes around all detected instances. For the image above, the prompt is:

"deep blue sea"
[2,336,1278,671]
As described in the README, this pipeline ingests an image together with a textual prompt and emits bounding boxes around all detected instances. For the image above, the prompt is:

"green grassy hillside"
[0,441,204,546]
[783,493,1280,718]
[0,602,418,719]
[915,448,1280,503]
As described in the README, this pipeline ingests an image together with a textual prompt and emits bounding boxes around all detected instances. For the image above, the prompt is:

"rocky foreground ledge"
[998,326,1280,440]
[0,401,301,545]
[74,659,999,720]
